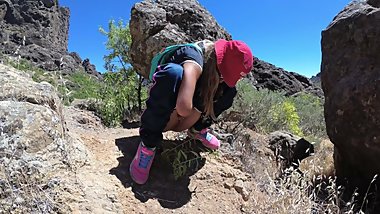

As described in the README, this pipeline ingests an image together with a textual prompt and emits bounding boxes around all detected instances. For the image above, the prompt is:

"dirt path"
[63,106,258,214]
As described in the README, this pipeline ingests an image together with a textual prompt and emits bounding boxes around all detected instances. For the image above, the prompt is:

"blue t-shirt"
[165,46,203,70]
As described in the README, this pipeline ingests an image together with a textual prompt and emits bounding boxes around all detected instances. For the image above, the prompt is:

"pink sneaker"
[130,142,155,184]
[188,128,220,150]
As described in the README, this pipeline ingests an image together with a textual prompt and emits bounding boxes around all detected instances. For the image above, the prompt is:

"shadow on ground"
[121,120,140,129]
[110,135,207,209]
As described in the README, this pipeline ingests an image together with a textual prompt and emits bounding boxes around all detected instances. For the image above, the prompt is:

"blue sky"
[60,0,350,78]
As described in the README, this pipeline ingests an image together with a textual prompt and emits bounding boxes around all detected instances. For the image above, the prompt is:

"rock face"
[0,64,88,212]
[250,57,323,97]
[0,0,101,78]
[129,0,231,78]
[321,0,380,204]
[0,0,68,54]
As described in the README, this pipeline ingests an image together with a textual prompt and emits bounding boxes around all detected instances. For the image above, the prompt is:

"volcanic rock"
[321,0,380,208]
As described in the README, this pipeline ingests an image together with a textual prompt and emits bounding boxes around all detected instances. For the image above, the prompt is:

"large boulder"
[129,0,231,78]
[321,0,380,206]
[0,63,88,212]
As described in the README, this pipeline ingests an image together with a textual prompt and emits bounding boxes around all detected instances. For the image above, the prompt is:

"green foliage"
[56,84,72,106]
[99,69,147,127]
[6,58,56,85]
[99,71,129,127]
[269,100,303,136]
[68,72,102,100]
[231,80,326,140]
[6,57,104,106]
[99,19,132,72]
[31,69,55,85]
[172,149,201,180]
[232,80,285,130]
[161,139,213,180]
[289,93,326,139]
[54,72,103,106]
[98,19,147,126]
[8,58,34,71]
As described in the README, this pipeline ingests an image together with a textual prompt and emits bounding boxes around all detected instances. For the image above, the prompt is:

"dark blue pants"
[140,63,237,148]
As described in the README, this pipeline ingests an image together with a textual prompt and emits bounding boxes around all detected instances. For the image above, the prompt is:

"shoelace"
[138,151,153,168]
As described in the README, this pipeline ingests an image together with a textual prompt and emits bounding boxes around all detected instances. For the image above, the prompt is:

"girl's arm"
[175,62,202,117]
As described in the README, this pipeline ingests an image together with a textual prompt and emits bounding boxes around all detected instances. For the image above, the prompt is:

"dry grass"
[245,161,340,214]
[237,135,378,213]
[300,139,335,181]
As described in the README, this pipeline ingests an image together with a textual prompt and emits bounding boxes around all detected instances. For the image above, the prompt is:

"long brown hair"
[198,42,220,120]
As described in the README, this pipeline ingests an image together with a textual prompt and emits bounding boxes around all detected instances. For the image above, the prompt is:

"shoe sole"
[201,141,220,150]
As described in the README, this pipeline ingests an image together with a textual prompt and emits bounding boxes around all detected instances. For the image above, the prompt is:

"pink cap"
[215,39,253,87]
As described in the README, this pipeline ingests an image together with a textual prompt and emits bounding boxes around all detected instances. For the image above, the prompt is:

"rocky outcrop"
[129,0,231,78]
[249,57,324,97]
[82,58,98,77]
[0,0,100,77]
[0,0,68,53]
[0,64,88,212]
[268,131,314,173]
[310,72,321,86]
[321,0,380,208]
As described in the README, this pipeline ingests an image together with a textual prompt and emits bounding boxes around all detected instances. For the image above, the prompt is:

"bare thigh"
[164,109,201,132]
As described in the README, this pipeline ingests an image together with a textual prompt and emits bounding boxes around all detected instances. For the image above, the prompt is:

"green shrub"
[99,70,147,127]
[231,80,285,132]
[31,69,56,85]
[269,100,303,136]
[161,139,213,180]
[231,80,326,140]
[45,71,102,106]
[68,72,102,100]
[99,19,148,127]
[98,71,126,127]
[290,92,326,139]
[5,58,57,85]
[8,58,34,71]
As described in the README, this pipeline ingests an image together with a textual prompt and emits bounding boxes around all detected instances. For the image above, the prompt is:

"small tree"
[99,19,145,113]
[99,19,131,71]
